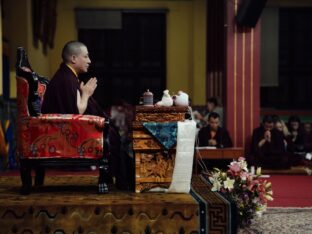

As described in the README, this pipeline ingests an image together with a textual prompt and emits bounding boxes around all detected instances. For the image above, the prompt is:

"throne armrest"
[17,114,106,159]
[34,114,104,127]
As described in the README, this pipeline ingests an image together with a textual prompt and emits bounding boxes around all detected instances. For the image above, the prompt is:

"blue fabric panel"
[142,122,177,150]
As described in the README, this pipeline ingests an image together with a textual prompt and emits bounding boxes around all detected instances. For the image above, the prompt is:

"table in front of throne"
[132,106,188,193]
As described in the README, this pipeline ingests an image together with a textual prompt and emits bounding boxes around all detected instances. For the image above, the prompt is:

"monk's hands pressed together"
[208,139,217,146]
[77,77,97,114]
[264,130,271,142]
[80,77,97,98]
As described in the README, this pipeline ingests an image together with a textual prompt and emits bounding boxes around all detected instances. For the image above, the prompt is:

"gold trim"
[251,29,254,133]
[242,30,246,146]
[219,71,222,99]
[234,0,238,146]
[210,72,213,98]
[66,64,78,78]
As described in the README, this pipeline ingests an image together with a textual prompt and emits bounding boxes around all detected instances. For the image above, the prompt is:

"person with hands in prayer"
[198,112,232,148]
[42,41,122,193]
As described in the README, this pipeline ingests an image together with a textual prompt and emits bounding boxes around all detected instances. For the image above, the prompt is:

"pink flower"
[229,162,241,173]
[238,157,245,162]
[248,179,259,191]
[208,158,273,228]
[240,171,249,181]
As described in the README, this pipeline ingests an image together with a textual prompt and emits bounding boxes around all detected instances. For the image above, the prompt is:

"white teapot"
[173,91,189,106]
[156,89,173,107]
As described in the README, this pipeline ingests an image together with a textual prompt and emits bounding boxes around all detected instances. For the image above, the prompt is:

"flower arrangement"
[208,157,273,228]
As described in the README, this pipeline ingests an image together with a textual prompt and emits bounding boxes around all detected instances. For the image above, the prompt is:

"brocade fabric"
[142,122,177,150]
[16,77,105,159]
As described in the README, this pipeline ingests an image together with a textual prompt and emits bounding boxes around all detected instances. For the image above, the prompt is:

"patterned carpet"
[0,174,238,233]
[239,208,312,234]
[0,176,199,233]
[191,174,237,234]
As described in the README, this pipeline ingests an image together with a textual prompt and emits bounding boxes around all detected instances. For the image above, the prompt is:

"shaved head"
[61,41,91,74]
[62,41,87,63]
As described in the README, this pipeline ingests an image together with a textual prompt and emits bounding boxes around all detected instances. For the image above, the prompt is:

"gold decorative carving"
[133,139,162,150]
[135,113,185,122]
[133,106,187,193]
[140,152,174,179]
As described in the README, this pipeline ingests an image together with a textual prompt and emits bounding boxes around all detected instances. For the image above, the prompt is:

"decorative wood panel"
[133,106,187,193]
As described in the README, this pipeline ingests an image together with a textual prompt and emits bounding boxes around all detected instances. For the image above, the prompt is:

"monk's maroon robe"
[41,63,129,189]
[250,126,300,169]
[198,125,233,148]
[42,63,103,117]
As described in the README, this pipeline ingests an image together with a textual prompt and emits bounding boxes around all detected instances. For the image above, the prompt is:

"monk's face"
[304,123,311,133]
[290,121,300,131]
[275,122,283,132]
[209,117,219,131]
[263,122,273,131]
[207,102,215,112]
[73,46,91,73]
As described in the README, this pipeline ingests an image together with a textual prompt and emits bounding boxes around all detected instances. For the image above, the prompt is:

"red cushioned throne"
[16,47,109,194]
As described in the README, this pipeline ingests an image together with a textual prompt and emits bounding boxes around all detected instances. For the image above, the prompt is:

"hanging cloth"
[142,122,177,150]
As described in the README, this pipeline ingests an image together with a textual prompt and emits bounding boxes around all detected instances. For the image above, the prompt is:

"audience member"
[110,100,134,190]
[203,97,223,126]
[287,116,304,152]
[193,110,206,129]
[192,97,224,128]
[303,122,311,134]
[197,112,232,148]
[251,115,293,169]
[274,118,290,148]
[303,122,312,152]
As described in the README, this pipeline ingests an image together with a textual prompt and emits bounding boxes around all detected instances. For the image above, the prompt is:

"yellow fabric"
[66,64,78,78]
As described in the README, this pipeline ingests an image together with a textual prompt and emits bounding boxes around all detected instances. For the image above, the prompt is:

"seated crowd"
[250,115,311,169]
[193,97,312,170]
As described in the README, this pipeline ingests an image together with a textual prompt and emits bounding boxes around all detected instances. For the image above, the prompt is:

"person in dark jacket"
[251,115,302,169]
[303,123,312,152]
[198,112,232,148]
[286,116,305,153]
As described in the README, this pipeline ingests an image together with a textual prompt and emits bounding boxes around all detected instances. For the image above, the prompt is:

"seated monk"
[286,116,305,153]
[303,123,312,152]
[197,112,233,148]
[251,115,302,169]
[41,41,123,192]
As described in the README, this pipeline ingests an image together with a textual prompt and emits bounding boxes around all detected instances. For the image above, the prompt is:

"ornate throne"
[16,47,109,194]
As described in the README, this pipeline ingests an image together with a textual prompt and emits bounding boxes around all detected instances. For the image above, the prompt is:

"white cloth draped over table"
[168,120,197,193]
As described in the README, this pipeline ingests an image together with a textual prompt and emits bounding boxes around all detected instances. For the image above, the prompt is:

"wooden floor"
[0,175,199,234]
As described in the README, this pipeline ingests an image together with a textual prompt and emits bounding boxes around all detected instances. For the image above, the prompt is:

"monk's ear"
[70,55,77,64]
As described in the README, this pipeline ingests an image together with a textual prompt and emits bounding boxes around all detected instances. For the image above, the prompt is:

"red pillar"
[225,0,260,150]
